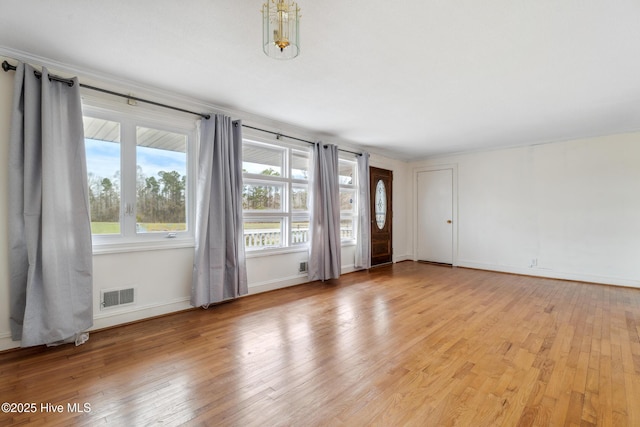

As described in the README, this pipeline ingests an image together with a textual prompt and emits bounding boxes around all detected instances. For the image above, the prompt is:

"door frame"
[413,164,458,266]
[370,166,393,267]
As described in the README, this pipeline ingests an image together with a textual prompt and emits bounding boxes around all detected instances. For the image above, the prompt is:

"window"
[83,102,195,248]
[241,137,358,252]
[339,156,358,243]
[84,117,121,235]
[242,139,310,251]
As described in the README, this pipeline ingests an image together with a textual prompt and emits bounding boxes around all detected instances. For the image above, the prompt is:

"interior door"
[417,169,453,264]
[370,167,393,266]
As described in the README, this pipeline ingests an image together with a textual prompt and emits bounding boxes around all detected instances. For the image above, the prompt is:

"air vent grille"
[119,288,135,305]
[102,290,120,308]
[101,288,135,309]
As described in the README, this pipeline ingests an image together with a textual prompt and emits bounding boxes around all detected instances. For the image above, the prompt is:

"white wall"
[410,135,640,287]
[0,55,410,351]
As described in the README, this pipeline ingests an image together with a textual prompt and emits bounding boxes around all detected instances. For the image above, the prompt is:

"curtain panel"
[8,63,93,347]
[308,143,341,281]
[355,152,371,269]
[192,114,248,306]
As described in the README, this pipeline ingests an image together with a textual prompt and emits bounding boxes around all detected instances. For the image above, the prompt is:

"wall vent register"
[101,288,135,309]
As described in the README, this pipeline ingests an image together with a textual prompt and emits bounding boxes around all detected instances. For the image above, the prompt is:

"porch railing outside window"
[242,137,358,252]
[243,226,353,249]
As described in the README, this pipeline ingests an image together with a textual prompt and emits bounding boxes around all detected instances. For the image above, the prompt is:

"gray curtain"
[192,114,247,306]
[308,143,341,281]
[354,152,371,269]
[8,63,93,347]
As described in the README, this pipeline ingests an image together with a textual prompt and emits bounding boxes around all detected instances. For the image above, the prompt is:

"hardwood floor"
[1,262,640,426]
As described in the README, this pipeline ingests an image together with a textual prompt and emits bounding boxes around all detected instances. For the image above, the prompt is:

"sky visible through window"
[85,139,119,180]
[85,139,186,180]
[243,161,277,175]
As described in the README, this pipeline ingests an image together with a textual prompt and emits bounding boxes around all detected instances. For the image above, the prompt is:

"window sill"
[245,241,357,258]
[92,239,195,255]
[245,245,308,258]
[93,240,356,256]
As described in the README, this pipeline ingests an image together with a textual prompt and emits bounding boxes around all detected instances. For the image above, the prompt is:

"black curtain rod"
[2,60,211,120]
[241,124,362,156]
[3,60,363,155]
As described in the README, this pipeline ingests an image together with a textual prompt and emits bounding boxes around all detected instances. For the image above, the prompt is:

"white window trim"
[82,97,197,253]
[339,154,358,245]
[241,132,359,257]
[241,133,311,254]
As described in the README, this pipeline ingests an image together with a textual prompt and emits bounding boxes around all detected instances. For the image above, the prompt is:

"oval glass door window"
[375,179,387,229]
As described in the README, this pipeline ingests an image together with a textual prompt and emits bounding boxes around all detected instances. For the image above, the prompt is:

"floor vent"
[101,288,135,309]
[299,261,308,273]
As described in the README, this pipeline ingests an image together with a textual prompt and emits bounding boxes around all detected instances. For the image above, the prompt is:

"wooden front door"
[370,167,393,266]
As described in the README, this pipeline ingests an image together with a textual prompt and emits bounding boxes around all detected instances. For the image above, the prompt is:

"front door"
[416,169,453,264]
[370,167,393,266]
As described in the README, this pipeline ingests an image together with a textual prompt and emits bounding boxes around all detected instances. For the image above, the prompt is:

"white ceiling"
[1,0,640,160]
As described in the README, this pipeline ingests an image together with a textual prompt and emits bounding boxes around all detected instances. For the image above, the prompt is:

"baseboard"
[341,264,356,274]
[0,332,17,352]
[248,274,310,294]
[458,260,640,289]
[394,254,412,263]
[248,264,359,295]
[92,297,193,330]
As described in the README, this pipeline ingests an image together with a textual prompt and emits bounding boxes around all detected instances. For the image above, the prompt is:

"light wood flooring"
[1,262,640,426]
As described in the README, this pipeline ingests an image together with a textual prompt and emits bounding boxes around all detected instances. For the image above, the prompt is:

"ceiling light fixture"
[262,0,300,60]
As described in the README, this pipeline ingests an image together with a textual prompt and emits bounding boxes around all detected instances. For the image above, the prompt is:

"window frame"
[82,96,197,253]
[241,133,359,255]
[242,135,311,253]
[338,154,358,245]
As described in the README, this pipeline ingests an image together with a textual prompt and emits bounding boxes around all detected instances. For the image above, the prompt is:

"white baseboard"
[248,264,359,295]
[0,332,17,352]
[394,254,412,263]
[342,264,356,274]
[92,297,192,330]
[458,260,640,289]
[248,274,310,295]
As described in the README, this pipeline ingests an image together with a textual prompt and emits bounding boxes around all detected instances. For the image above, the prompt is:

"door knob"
[447,220,452,224]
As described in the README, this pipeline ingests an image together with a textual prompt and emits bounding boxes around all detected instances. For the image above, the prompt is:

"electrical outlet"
[530,258,538,268]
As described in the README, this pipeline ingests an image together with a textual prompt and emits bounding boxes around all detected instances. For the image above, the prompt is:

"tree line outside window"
[87,166,186,226]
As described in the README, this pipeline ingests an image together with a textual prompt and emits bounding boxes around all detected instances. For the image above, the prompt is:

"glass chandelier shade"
[262,0,300,60]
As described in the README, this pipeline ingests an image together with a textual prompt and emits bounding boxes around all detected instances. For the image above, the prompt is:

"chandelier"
[262,0,301,60]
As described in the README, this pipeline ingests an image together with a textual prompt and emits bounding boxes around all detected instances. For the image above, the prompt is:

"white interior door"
[417,169,453,264]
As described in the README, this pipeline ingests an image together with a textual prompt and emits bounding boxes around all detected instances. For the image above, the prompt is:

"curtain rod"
[2,60,211,120]
[3,59,362,156]
[241,124,362,156]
